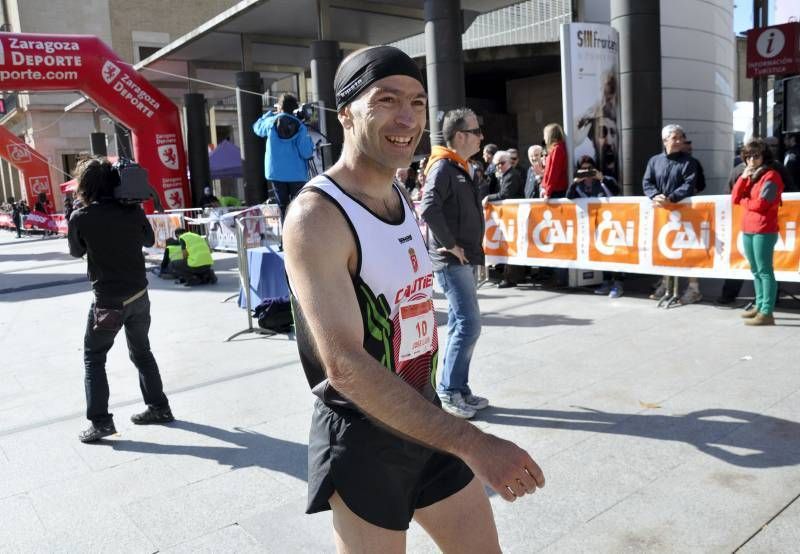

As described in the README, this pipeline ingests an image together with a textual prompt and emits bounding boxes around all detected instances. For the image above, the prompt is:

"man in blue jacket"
[252,93,314,224]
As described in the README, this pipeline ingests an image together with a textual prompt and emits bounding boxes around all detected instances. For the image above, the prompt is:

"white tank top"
[290,174,439,407]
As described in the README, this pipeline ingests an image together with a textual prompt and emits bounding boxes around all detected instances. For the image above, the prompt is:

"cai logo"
[6,144,31,163]
[652,204,715,268]
[755,28,785,59]
[483,204,519,257]
[158,144,179,170]
[526,205,577,259]
[30,176,50,195]
[587,203,640,264]
[102,60,121,84]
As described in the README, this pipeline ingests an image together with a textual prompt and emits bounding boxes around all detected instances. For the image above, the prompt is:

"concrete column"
[114,123,133,160]
[90,132,107,156]
[611,0,661,196]
[236,71,267,205]
[310,40,342,169]
[184,93,211,207]
[424,0,466,147]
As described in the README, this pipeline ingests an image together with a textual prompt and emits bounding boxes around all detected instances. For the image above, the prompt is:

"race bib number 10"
[398,300,434,362]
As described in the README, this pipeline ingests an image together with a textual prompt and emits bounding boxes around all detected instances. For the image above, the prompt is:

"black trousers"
[83,293,168,424]
[169,259,213,281]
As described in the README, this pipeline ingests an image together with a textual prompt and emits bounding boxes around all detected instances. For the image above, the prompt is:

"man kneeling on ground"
[169,228,217,286]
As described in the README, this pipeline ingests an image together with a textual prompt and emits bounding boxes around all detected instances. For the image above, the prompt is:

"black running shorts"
[306,399,475,531]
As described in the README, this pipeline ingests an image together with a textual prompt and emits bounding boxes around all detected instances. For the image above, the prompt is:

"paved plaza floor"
[1,231,799,553]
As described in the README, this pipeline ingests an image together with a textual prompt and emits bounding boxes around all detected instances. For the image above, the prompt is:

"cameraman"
[68,157,174,443]
[252,93,314,224]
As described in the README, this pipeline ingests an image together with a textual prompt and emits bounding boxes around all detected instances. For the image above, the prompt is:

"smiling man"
[283,46,544,553]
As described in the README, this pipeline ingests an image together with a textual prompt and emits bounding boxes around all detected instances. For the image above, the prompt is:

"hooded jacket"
[252,111,314,182]
[420,146,485,270]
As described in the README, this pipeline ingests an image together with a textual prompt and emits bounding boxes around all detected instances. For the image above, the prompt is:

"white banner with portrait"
[560,23,621,184]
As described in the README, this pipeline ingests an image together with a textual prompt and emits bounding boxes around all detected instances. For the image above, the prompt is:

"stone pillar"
[184,93,211,207]
[90,132,107,156]
[236,71,267,205]
[611,0,661,196]
[424,0,466,146]
[310,40,342,169]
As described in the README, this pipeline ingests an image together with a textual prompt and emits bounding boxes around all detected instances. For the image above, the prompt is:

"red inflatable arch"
[0,124,54,206]
[0,33,189,209]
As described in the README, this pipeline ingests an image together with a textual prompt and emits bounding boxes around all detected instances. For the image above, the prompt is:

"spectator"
[784,133,800,192]
[643,123,702,304]
[732,137,784,326]
[484,150,525,288]
[525,145,545,199]
[682,139,706,193]
[198,186,220,208]
[568,156,623,298]
[393,167,415,208]
[64,192,74,220]
[420,107,488,419]
[482,143,499,195]
[541,123,568,199]
[10,197,22,238]
[252,93,314,224]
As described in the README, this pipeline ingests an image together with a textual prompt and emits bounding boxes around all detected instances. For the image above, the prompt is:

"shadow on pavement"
[107,420,308,481]
[480,406,800,469]
[480,313,593,327]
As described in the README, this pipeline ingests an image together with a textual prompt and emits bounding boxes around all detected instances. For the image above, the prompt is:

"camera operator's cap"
[334,45,424,111]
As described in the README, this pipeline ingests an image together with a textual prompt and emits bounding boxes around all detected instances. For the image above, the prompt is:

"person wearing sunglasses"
[731,137,785,326]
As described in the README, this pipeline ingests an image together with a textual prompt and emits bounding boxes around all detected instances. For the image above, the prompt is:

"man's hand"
[437,244,468,265]
[460,433,545,502]
[652,193,668,207]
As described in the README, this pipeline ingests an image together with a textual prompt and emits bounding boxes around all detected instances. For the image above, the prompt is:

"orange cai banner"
[651,203,715,268]
[484,204,520,257]
[731,200,800,272]
[587,203,640,264]
[526,203,578,259]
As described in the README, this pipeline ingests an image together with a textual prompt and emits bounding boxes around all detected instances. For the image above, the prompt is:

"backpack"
[253,295,293,333]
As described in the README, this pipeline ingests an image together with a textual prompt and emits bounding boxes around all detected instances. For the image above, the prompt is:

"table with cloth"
[238,246,289,309]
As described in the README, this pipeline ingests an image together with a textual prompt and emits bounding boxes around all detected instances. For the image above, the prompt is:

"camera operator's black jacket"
[68,200,155,303]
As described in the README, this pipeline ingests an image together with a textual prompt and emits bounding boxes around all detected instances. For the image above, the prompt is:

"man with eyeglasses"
[421,108,489,419]
[484,150,525,288]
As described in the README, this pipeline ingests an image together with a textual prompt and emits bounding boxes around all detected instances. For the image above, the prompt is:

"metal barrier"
[165,208,204,235]
[225,213,287,342]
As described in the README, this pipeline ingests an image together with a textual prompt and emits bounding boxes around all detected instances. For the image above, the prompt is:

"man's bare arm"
[283,193,544,501]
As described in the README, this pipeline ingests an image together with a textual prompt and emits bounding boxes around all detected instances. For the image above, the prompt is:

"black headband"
[334,46,424,111]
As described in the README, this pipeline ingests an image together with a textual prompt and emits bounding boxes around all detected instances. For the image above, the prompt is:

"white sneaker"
[679,287,703,305]
[464,393,490,410]
[439,392,477,419]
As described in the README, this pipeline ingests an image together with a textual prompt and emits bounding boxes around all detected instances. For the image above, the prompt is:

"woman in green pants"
[731,138,785,326]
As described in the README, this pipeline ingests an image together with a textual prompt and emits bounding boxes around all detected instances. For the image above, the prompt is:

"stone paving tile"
[160,523,263,554]
[123,466,291,548]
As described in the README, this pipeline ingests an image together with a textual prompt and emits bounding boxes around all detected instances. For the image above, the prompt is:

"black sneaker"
[79,421,117,443]
[130,406,175,425]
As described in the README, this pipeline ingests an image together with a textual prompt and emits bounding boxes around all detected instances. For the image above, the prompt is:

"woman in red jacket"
[541,123,568,199]
[731,137,784,326]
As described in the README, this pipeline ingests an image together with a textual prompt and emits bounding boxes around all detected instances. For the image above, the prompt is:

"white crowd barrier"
[483,193,800,282]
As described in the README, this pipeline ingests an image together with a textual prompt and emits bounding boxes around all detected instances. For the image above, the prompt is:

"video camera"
[292,102,314,122]
[112,158,158,204]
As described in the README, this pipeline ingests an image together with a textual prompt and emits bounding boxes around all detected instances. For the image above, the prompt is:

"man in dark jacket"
[484,150,525,287]
[68,157,173,443]
[10,197,22,238]
[643,124,702,304]
[420,108,488,420]
[782,133,799,192]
